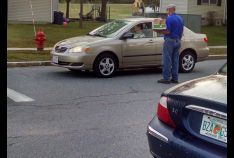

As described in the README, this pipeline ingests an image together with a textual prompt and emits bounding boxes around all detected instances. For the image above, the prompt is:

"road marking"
[7,88,34,102]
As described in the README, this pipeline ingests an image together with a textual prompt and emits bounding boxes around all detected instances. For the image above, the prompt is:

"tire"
[93,54,117,78]
[179,51,196,73]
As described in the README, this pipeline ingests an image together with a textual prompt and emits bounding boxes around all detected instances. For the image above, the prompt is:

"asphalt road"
[7,60,226,158]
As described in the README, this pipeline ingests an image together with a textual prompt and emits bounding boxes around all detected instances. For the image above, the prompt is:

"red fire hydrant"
[35,28,46,51]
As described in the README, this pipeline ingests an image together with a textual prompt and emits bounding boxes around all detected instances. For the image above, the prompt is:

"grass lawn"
[8,23,227,48]
[58,3,132,20]
[201,26,227,46]
[7,2,226,62]
[7,51,51,62]
[8,3,226,48]
[7,21,104,48]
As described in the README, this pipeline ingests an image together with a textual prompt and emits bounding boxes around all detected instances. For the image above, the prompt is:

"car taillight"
[204,37,208,43]
[157,96,176,128]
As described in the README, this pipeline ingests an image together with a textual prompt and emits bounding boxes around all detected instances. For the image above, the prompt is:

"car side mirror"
[121,32,134,40]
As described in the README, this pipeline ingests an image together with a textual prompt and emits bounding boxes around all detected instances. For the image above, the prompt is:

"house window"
[202,0,218,5]
[202,0,209,4]
[210,0,218,4]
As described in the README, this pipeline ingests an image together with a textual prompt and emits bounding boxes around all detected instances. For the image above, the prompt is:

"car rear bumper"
[146,117,226,158]
[197,47,209,62]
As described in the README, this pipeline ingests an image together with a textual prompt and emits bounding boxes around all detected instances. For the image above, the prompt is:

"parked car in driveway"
[51,18,209,77]
[147,63,227,158]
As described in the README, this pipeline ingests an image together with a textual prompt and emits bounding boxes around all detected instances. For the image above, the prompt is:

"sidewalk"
[208,46,227,49]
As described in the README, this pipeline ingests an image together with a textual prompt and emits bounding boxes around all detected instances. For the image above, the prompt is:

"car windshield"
[218,63,227,75]
[88,20,130,38]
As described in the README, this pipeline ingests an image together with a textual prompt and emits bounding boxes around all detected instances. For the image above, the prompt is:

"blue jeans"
[162,38,181,81]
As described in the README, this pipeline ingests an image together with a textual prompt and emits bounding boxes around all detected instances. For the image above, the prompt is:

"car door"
[154,32,165,65]
[121,22,160,67]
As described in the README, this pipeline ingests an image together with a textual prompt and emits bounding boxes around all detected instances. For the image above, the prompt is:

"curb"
[7,61,51,67]
[7,55,226,68]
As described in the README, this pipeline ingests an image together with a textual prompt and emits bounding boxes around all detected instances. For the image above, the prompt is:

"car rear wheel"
[179,51,196,73]
[93,54,117,78]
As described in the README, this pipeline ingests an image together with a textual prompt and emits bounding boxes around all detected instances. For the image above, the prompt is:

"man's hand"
[153,29,163,33]
[153,29,170,35]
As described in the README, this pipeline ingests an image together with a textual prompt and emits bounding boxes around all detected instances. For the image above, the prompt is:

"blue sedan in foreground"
[147,63,227,158]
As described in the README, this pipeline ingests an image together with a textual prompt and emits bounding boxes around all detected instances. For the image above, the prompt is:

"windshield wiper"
[93,32,106,37]
[94,34,106,37]
[87,32,106,37]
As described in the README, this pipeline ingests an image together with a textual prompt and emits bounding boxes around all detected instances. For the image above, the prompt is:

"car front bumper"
[51,50,95,70]
[146,116,226,158]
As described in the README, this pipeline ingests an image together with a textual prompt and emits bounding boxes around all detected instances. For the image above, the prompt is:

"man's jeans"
[162,38,181,81]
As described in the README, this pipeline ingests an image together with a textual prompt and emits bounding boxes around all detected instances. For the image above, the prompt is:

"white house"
[8,0,59,23]
[159,0,227,25]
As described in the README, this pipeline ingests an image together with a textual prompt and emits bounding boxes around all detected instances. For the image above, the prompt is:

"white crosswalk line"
[7,88,34,102]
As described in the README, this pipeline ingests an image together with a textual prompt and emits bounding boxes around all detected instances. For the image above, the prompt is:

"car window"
[129,22,153,39]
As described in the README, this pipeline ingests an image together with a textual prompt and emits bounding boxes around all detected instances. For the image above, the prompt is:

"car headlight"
[69,46,92,53]
[69,46,83,53]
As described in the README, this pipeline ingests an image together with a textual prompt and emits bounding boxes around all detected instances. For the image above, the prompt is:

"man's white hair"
[167,4,176,9]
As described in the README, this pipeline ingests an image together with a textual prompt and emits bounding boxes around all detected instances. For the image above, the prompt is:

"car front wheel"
[179,51,196,73]
[93,54,117,78]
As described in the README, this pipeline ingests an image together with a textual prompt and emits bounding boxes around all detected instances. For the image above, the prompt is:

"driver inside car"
[131,24,145,39]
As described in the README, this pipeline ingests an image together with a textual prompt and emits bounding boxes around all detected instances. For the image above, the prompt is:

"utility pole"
[66,0,70,18]
[79,0,83,28]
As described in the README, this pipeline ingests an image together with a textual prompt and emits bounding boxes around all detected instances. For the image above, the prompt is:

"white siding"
[52,0,59,22]
[8,0,56,23]
[52,0,59,12]
[188,0,225,19]
[160,0,188,14]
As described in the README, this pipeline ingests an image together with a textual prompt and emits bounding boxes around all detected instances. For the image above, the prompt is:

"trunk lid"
[164,75,227,147]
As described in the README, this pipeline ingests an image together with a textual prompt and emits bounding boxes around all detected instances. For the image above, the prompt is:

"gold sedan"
[51,18,209,77]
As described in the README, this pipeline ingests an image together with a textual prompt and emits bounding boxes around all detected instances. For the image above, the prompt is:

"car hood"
[164,74,227,104]
[56,35,107,48]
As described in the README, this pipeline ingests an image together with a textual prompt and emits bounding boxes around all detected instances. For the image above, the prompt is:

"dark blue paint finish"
[147,117,226,158]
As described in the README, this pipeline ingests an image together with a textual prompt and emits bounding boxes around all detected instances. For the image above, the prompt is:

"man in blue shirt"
[154,4,184,84]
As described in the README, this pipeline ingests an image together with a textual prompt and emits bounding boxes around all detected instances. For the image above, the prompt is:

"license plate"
[200,114,227,143]
[52,56,58,64]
